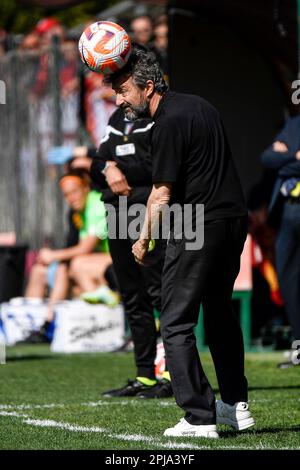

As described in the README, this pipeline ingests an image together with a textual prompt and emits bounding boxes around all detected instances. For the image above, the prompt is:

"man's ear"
[145,80,155,97]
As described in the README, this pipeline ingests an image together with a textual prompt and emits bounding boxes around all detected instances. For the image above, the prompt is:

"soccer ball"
[78,21,131,74]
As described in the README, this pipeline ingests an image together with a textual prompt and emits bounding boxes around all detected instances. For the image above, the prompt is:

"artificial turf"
[0,345,299,450]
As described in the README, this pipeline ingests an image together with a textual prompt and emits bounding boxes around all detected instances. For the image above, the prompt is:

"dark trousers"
[160,217,248,425]
[276,202,300,340]
[108,218,166,379]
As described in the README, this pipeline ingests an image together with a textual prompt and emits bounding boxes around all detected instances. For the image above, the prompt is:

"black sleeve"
[86,147,99,159]
[278,160,300,178]
[90,155,108,189]
[261,147,296,169]
[90,122,115,188]
[261,121,296,169]
[117,151,153,186]
[151,120,184,183]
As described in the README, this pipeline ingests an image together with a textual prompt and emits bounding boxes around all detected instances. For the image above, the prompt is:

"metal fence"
[0,39,80,249]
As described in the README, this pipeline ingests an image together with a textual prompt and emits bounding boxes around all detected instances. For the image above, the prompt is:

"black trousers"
[108,214,166,380]
[276,201,300,340]
[160,217,248,425]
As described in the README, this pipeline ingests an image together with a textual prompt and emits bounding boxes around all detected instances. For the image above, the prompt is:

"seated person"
[24,169,117,343]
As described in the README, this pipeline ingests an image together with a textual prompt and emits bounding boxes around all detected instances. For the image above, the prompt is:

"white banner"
[51,300,125,353]
[0,298,48,346]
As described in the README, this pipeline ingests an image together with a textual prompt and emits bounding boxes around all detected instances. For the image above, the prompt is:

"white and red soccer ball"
[78,21,132,74]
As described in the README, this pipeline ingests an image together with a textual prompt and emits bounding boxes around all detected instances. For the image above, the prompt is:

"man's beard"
[122,101,149,121]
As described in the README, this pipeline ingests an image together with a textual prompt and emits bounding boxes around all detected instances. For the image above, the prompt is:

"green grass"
[0,346,299,450]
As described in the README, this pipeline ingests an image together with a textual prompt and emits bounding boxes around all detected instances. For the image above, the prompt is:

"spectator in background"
[0,29,8,57]
[19,31,41,52]
[82,71,116,146]
[24,208,78,343]
[24,169,116,343]
[149,15,168,75]
[35,17,65,49]
[32,18,78,98]
[130,15,153,46]
[31,17,79,156]
[261,115,300,368]
[247,182,285,341]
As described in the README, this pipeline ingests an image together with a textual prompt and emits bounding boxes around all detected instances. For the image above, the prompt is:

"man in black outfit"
[90,106,172,399]
[261,115,300,368]
[106,46,255,437]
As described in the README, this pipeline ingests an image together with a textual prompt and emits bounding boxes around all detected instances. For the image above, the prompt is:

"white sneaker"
[163,418,219,438]
[216,400,255,430]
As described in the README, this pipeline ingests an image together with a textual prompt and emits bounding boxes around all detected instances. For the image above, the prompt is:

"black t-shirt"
[151,91,247,221]
[90,108,153,208]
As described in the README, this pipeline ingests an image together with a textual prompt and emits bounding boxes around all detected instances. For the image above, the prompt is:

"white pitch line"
[24,418,106,433]
[0,410,29,418]
[0,396,299,412]
[0,410,297,450]
[0,404,66,410]
[0,400,176,411]
[0,411,207,449]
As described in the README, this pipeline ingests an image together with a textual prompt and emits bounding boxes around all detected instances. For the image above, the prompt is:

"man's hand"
[132,239,149,265]
[273,141,288,153]
[296,150,300,160]
[37,248,56,266]
[105,162,132,196]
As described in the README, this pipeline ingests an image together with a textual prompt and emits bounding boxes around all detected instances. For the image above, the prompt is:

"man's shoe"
[164,418,219,438]
[102,379,157,398]
[137,379,173,399]
[216,400,255,430]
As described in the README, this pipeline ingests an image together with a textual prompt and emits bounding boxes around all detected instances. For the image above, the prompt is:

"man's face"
[112,76,150,121]
[130,18,153,45]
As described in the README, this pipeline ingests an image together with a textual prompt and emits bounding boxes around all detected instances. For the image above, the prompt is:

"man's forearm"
[140,198,161,242]
[140,185,171,241]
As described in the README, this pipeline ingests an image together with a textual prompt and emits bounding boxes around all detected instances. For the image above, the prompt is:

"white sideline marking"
[0,411,206,449]
[0,410,296,450]
[0,410,29,418]
[0,397,299,412]
[0,404,66,410]
[24,418,106,433]
[0,400,176,411]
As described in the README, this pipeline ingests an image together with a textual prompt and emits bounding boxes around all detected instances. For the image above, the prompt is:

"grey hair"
[107,46,168,94]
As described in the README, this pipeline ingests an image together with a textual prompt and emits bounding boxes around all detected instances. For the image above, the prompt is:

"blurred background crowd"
[0,0,299,355]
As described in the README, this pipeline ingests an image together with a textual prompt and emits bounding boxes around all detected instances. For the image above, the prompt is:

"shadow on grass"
[6,355,58,362]
[220,425,300,438]
[212,385,300,394]
[248,385,300,391]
